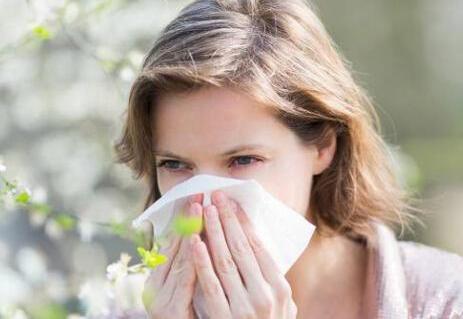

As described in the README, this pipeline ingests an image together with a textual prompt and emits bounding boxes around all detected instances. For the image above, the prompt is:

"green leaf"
[29,302,67,319]
[32,25,52,40]
[172,213,203,236]
[92,0,114,14]
[137,246,168,269]
[110,221,128,236]
[131,229,147,247]
[54,213,76,230]
[30,202,52,216]
[100,59,117,72]
[14,191,30,204]
[4,180,17,192]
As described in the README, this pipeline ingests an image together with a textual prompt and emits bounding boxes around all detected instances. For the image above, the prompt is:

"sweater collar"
[363,221,408,318]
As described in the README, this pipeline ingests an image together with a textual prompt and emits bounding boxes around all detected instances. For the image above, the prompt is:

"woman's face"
[152,86,335,221]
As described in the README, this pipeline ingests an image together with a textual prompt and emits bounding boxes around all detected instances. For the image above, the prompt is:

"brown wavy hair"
[113,0,420,246]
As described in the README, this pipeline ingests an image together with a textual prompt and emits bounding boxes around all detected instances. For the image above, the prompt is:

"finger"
[146,230,181,293]
[171,202,202,310]
[147,195,198,291]
[150,194,202,288]
[162,201,202,296]
[211,190,266,290]
[188,192,203,205]
[188,192,206,242]
[203,204,249,307]
[143,228,181,313]
[234,202,293,299]
[191,233,232,319]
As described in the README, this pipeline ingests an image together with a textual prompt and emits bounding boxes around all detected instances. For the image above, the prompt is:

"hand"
[190,190,298,319]
[143,193,203,319]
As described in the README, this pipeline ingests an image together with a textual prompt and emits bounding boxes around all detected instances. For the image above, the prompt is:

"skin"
[144,86,368,318]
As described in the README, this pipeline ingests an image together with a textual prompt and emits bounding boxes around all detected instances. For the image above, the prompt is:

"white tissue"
[131,174,316,318]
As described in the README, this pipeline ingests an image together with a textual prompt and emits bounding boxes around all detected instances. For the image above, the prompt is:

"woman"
[113,0,463,318]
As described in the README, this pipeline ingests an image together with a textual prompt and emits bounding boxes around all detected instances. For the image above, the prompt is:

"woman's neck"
[285,229,368,319]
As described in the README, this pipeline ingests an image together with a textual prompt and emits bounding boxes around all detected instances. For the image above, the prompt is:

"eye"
[156,159,189,171]
[229,155,262,168]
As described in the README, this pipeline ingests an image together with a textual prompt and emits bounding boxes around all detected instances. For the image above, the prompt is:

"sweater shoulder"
[398,240,463,317]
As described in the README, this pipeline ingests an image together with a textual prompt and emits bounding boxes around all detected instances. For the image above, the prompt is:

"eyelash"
[155,155,262,171]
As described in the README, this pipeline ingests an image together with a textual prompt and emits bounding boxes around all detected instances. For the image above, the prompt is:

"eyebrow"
[153,143,268,161]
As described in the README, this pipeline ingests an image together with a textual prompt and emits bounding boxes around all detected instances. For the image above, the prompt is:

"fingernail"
[189,193,202,204]
[188,194,196,204]
[190,202,202,216]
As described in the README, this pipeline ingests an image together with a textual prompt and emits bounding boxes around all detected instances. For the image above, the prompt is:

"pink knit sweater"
[100,222,463,318]
[363,222,463,318]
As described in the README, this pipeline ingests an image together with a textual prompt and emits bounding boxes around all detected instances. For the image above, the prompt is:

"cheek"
[155,170,191,195]
[253,156,314,217]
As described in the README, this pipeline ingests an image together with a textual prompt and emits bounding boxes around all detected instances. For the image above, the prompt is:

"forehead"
[152,86,291,151]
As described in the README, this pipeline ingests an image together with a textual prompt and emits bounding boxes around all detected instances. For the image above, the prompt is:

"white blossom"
[29,212,47,227]
[77,219,97,242]
[106,253,131,282]
[128,50,144,68]
[16,247,48,285]
[10,308,29,319]
[31,185,48,203]
[44,219,64,239]
[113,272,148,312]
[118,66,135,82]
[44,272,69,302]
[62,2,80,23]
[0,265,31,308]
[3,195,16,211]
[78,278,112,317]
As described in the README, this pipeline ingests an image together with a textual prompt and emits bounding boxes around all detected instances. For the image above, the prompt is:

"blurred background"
[0,0,461,317]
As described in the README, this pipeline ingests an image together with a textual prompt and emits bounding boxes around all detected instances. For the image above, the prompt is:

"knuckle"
[274,276,292,300]
[159,234,178,254]
[222,200,237,218]
[230,239,250,257]
[171,257,187,273]
[228,199,239,213]
[203,280,222,296]
[221,206,233,219]
[253,292,273,316]
[248,232,265,253]
[171,261,185,274]
[216,254,237,274]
